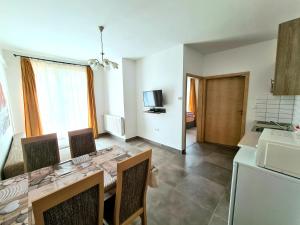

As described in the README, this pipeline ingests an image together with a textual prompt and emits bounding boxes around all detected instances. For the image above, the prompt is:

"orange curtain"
[86,66,99,138]
[21,57,43,137]
[189,78,197,115]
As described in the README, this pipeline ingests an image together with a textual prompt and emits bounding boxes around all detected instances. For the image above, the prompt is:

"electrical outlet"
[154,128,159,132]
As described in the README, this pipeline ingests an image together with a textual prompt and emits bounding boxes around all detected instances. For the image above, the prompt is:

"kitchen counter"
[238,131,261,148]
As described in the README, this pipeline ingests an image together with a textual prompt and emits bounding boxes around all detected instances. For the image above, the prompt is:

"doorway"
[186,76,198,147]
[182,72,249,153]
[184,74,204,149]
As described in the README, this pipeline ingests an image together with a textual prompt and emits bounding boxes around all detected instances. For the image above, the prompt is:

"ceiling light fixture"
[88,26,118,70]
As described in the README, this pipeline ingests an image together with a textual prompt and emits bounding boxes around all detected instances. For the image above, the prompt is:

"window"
[31,60,88,141]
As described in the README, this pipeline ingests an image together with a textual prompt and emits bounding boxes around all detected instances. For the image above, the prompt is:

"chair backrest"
[114,149,152,225]
[32,171,104,225]
[68,128,96,158]
[21,133,60,172]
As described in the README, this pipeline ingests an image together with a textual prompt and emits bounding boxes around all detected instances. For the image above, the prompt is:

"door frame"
[182,73,205,154]
[182,72,249,154]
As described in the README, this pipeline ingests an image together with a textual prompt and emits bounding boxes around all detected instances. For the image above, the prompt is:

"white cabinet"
[229,147,300,225]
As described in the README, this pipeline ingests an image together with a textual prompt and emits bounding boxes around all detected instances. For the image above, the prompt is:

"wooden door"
[204,76,246,146]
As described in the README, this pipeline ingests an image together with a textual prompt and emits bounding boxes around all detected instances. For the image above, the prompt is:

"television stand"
[145,108,166,114]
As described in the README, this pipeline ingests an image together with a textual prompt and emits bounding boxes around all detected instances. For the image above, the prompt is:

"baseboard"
[98,133,182,153]
[103,133,126,142]
[136,136,181,153]
[125,136,139,142]
[98,132,110,138]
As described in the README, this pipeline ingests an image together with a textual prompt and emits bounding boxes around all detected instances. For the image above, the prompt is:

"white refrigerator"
[228,146,300,225]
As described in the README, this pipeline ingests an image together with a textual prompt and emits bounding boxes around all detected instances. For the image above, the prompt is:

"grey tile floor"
[62,135,238,225]
[186,127,197,147]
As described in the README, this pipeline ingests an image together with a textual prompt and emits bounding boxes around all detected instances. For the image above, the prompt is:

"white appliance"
[256,128,300,178]
[229,146,300,225]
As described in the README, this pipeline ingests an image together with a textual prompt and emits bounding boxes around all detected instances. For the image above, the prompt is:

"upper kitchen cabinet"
[274,18,300,95]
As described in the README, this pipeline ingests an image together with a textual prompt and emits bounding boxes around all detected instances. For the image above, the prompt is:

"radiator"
[104,114,125,136]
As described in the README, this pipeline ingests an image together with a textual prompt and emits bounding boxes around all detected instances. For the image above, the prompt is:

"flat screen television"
[143,90,163,107]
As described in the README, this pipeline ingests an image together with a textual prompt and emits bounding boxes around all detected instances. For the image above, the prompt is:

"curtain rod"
[13,54,88,67]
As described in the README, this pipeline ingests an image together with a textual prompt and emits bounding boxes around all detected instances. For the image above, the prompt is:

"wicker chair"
[32,171,104,225]
[68,128,96,158]
[21,133,60,172]
[104,149,152,225]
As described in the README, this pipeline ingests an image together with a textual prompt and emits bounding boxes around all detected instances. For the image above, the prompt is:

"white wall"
[93,68,106,133]
[0,49,135,141]
[1,38,292,152]
[2,50,24,134]
[136,45,184,150]
[202,39,277,132]
[183,46,203,112]
[0,49,13,175]
[103,59,124,118]
[1,49,107,135]
[183,46,204,76]
[182,45,203,147]
[122,59,137,139]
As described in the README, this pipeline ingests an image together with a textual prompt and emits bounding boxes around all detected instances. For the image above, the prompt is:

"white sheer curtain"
[31,60,88,141]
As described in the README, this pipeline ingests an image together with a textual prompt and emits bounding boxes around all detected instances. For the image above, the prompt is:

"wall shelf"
[144,108,166,114]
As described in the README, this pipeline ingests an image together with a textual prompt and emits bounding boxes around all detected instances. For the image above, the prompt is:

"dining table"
[0,145,158,225]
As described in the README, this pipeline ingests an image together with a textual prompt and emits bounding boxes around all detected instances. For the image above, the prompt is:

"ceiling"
[186,33,276,54]
[1,0,300,61]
